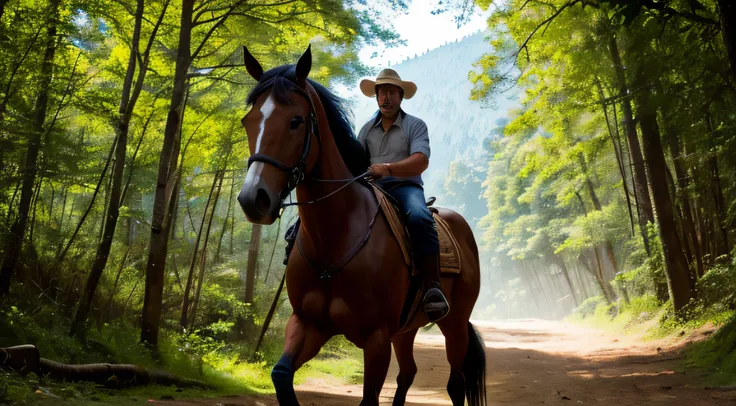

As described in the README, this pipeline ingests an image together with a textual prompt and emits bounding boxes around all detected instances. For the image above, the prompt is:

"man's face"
[376,84,402,118]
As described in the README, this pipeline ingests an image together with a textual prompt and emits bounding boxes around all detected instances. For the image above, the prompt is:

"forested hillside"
[469,0,736,324]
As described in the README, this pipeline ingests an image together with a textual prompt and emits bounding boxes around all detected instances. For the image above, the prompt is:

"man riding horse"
[283,69,450,323]
[239,46,486,406]
[358,69,450,323]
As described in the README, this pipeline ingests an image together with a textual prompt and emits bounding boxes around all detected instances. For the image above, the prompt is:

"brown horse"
[237,45,487,406]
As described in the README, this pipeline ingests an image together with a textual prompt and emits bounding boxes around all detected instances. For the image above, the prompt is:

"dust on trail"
[157,319,736,405]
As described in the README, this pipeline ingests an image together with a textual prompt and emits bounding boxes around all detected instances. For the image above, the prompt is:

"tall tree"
[0,0,61,295]
[633,73,694,312]
[140,0,194,350]
[70,0,169,337]
[245,224,262,304]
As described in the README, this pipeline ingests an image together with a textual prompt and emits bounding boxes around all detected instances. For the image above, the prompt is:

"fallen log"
[0,345,211,389]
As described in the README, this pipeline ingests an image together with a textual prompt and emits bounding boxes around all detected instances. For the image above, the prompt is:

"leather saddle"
[369,184,462,275]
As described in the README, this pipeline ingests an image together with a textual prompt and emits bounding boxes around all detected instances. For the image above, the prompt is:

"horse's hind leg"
[439,317,470,406]
[272,313,330,406]
[391,328,419,406]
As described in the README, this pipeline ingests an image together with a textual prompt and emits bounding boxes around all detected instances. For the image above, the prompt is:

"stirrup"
[423,288,449,322]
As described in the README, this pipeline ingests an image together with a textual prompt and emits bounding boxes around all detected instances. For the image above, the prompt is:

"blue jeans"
[379,180,439,256]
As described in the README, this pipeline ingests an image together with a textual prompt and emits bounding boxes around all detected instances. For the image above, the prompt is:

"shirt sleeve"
[407,118,430,159]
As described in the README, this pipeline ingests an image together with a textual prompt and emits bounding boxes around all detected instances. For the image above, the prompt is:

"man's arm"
[391,117,430,177]
[385,152,428,177]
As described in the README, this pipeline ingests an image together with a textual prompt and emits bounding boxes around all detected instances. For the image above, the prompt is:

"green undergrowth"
[0,304,365,404]
[296,335,364,386]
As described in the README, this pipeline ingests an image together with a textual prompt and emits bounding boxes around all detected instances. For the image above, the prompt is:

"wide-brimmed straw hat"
[359,69,417,99]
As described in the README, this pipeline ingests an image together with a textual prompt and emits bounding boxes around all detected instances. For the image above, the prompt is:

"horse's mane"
[246,65,370,177]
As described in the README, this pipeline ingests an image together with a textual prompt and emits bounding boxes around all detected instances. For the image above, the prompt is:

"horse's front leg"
[360,327,391,406]
[272,313,330,405]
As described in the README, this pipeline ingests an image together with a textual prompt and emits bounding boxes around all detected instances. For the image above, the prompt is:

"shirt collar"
[371,109,405,130]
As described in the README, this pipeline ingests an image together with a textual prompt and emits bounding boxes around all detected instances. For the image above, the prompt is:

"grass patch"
[566,295,662,335]
[296,335,364,385]
[683,315,736,385]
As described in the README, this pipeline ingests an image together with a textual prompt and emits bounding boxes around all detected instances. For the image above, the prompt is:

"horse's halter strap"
[246,90,320,203]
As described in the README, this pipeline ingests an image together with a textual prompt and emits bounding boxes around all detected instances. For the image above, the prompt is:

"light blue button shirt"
[357,110,430,184]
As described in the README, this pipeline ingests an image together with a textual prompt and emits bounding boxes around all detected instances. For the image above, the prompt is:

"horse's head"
[237,45,319,224]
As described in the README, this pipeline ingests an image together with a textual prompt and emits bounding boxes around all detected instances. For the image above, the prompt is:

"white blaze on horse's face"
[255,95,276,153]
[242,94,277,193]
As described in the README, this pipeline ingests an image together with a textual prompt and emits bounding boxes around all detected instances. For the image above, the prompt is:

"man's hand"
[368,163,391,179]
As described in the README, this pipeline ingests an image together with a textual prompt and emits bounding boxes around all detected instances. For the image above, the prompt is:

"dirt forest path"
[162,319,736,405]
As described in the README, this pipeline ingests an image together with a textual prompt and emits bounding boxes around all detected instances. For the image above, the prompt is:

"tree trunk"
[704,112,730,257]
[0,1,60,295]
[580,155,620,278]
[608,34,655,253]
[251,270,286,360]
[180,171,220,330]
[98,171,113,244]
[140,0,193,351]
[168,178,183,294]
[529,261,555,315]
[245,224,262,304]
[5,180,20,223]
[99,247,130,328]
[215,172,235,263]
[666,133,704,278]
[553,254,578,306]
[574,263,590,300]
[664,163,694,273]
[189,171,224,329]
[69,0,145,338]
[635,82,695,313]
[0,345,209,388]
[58,187,67,232]
[28,180,42,245]
[718,0,736,82]
[515,262,542,317]
[575,192,615,303]
[597,80,635,236]
[593,248,615,302]
[693,197,709,269]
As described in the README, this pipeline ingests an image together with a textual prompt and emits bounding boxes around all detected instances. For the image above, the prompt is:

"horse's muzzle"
[238,164,280,224]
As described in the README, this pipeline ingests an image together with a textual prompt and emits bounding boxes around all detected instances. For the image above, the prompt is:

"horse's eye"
[290,116,304,130]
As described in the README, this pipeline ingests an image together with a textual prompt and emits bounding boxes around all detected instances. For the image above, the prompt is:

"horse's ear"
[295,44,312,87]
[242,46,263,81]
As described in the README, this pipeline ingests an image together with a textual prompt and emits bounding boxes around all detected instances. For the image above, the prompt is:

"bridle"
[244,83,377,280]
[246,87,321,204]
[245,86,368,212]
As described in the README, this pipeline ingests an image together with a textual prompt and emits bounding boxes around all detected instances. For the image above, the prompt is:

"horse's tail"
[464,321,487,406]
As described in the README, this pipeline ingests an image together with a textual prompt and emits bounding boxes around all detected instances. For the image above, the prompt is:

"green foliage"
[468,0,735,325]
[684,315,736,385]
[572,295,608,319]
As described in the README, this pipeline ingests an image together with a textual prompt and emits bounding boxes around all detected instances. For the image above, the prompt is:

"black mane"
[246,65,370,177]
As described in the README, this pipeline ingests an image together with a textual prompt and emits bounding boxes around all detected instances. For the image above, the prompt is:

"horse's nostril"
[255,188,271,214]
